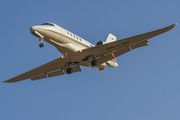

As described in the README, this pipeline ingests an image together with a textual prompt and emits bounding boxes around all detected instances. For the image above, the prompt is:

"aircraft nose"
[30,26,38,32]
[30,26,34,32]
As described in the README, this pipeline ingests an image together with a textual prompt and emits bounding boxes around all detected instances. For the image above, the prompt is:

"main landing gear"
[39,39,44,48]
[91,60,97,66]
[83,55,98,67]
[91,55,97,66]
[66,67,73,74]
[66,62,73,74]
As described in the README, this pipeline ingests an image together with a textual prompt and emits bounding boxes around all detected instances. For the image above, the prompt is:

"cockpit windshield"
[41,23,55,26]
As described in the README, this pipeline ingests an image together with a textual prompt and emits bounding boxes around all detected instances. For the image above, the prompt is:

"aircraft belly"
[45,38,111,69]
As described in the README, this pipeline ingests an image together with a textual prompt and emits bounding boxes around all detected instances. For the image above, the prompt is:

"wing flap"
[31,74,47,81]
[97,47,131,65]
[64,65,81,74]
[114,47,132,57]
[71,65,81,73]
[96,53,114,65]
[97,40,149,65]
[47,70,64,78]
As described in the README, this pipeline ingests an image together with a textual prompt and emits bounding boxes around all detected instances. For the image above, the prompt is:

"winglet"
[3,81,11,83]
[173,23,177,27]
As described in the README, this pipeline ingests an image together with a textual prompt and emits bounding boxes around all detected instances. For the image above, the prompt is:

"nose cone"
[30,26,38,32]
[30,26,34,33]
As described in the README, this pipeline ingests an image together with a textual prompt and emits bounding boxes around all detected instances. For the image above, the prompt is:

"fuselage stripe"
[41,28,90,48]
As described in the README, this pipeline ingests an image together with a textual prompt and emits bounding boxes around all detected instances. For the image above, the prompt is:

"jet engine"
[96,41,105,46]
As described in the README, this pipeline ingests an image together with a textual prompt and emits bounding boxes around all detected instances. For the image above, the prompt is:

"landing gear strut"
[39,39,44,48]
[65,62,73,74]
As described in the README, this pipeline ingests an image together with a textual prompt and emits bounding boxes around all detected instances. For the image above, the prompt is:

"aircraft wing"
[3,57,81,83]
[80,23,177,64]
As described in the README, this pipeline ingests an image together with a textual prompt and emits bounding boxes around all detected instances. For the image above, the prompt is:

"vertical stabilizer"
[105,34,118,66]
[105,33,117,43]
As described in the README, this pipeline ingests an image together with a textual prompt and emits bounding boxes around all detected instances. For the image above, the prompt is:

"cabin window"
[67,31,69,35]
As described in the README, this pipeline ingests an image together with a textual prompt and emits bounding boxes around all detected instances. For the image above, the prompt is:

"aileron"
[130,39,149,50]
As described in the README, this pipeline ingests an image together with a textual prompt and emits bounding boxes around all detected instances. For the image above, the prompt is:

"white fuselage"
[30,23,118,68]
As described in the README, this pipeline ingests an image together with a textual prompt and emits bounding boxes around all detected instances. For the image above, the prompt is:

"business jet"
[4,22,177,83]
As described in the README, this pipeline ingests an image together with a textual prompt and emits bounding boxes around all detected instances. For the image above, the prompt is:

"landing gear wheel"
[91,60,97,66]
[66,67,73,74]
[39,43,44,48]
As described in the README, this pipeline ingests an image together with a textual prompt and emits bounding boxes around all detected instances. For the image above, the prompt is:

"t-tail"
[106,33,118,67]
[98,33,118,72]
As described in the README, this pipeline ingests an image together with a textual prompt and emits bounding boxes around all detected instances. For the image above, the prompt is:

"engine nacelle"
[96,41,105,46]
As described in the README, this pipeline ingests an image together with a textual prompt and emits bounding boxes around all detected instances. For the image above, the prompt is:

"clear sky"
[0,0,180,120]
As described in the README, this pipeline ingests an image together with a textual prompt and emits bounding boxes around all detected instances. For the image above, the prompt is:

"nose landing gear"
[39,43,44,48]
[39,39,44,48]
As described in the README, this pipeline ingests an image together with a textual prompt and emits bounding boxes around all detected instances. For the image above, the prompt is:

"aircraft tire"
[91,60,97,66]
[39,43,44,48]
[66,67,73,74]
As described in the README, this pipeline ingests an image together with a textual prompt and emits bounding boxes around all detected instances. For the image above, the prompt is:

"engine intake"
[96,41,104,46]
